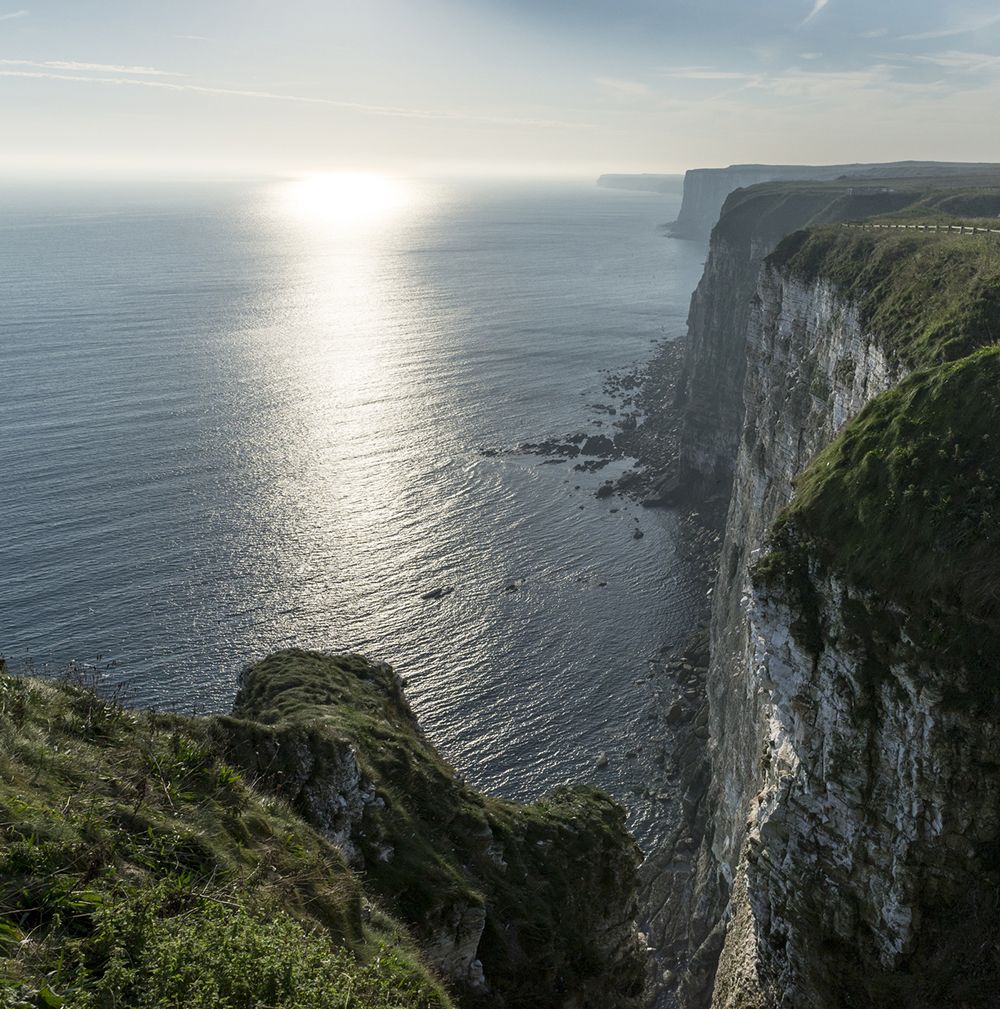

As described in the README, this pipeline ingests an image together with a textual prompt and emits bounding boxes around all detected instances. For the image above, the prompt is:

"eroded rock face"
[424,903,490,988]
[216,719,380,863]
[708,268,904,878]
[671,255,1000,1008]
[715,564,1000,1008]
[672,264,908,1006]
[674,226,774,500]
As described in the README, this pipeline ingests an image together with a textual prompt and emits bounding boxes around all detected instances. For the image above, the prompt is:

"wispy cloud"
[0,67,590,129]
[174,35,208,42]
[660,67,754,80]
[745,62,948,102]
[0,9,27,20]
[595,76,651,97]
[801,0,829,27]
[888,49,1000,73]
[900,12,1000,41]
[0,58,185,76]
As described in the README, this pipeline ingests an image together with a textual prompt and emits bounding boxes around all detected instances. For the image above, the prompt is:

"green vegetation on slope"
[0,669,450,1009]
[715,177,1000,250]
[756,346,1000,693]
[222,650,645,1009]
[769,226,1000,368]
[0,650,643,1009]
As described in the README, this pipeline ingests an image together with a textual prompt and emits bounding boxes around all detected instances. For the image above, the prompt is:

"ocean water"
[0,175,706,843]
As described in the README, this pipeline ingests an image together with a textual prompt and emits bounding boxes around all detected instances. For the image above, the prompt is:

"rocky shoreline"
[485,338,705,509]
[480,328,729,1007]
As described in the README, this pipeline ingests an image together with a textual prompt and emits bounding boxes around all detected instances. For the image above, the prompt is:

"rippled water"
[0,176,705,842]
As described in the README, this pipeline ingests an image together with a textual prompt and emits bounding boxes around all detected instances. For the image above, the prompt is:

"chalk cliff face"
[715,559,1000,1008]
[707,265,905,876]
[667,211,1000,1007]
[675,183,924,500]
[674,262,906,1007]
[670,170,1000,505]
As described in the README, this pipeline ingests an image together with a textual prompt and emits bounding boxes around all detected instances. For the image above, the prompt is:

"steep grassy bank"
[757,226,1000,681]
[757,344,1000,695]
[0,651,643,1009]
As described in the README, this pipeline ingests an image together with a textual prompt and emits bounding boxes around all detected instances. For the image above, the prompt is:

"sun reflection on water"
[279,172,412,230]
[253,170,437,619]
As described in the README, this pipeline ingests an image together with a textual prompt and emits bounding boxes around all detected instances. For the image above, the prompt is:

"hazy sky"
[4,0,1000,178]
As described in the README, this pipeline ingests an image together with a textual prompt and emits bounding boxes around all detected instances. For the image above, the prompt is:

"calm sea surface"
[0,176,705,843]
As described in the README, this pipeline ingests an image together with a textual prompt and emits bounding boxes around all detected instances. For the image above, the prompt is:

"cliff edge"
[668,161,1000,241]
[0,650,645,1009]
[664,213,1000,1007]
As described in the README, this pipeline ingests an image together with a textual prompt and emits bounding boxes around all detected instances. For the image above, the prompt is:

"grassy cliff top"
[225,650,643,1008]
[756,346,1000,688]
[713,178,1000,250]
[768,225,1000,369]
[1,650,643,1009]
[0,668,449,1009]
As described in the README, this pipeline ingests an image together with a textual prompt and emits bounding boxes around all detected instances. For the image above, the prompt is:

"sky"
[3,0,1000,179]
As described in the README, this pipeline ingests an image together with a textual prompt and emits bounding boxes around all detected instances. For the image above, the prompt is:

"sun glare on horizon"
[279,172,412,230]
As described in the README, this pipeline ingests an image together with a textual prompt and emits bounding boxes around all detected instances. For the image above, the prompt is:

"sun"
[280,172,409,228]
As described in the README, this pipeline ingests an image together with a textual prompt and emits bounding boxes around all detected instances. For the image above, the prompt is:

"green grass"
[0,652,643,1008]
[0,670,451,1008]
[768,226,1000,369]
[755,346,1000,696]
[713,178,1000,250]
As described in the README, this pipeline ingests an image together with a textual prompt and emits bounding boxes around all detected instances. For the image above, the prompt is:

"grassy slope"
[1,650,643,1009]
[223,650,644,1009]
[769,226,1000,368]
[755,224,1000,698]
[0,669,450,1009]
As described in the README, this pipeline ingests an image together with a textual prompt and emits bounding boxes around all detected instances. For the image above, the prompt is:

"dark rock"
[421,586,454,601]
[574,458,612,472]
[582,435,616,456]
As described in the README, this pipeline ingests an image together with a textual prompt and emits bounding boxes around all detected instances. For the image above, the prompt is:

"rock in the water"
[582,434,616,456]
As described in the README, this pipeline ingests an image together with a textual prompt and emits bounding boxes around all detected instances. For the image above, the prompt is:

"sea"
[0,175,707,845]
